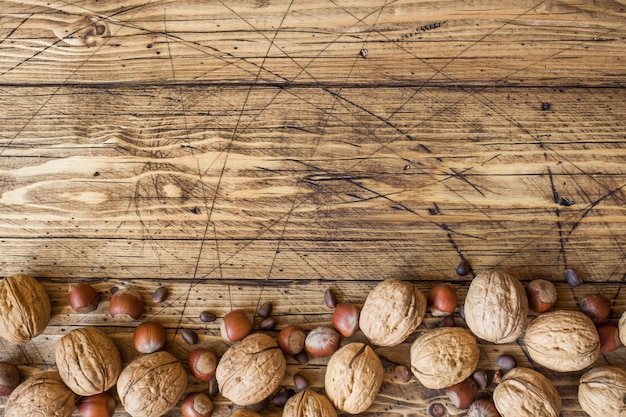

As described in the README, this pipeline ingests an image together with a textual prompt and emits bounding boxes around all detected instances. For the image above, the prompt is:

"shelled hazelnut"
[109,286,143,321]
[446,378,478,409]
[134,321,167,353]
[305,327,341,357]
[525,280,557,313]
[77,392,116,417]
[427,283,457,316]
[332,302,360,337]
[188,348,218,381]
[68,283,100,313]
[220,309,253,342]
[277,325,306,356]
[579,294,612,324]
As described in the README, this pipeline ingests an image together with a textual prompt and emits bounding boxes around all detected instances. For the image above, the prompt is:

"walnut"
[463,270,528,344]
[324,342,383,414]
[215,332,286,406]
[230,410,262,417]
[409,327,479,389]
[493,367,562,417]
[359,279,426,346]
[55,327,122,396]
[524,310,600,372]
[284,388,337,417]
[117,351,187,417]
[0,274,51,344]
[5,371,74,417]
[619,311,626,346]
[578,366,626,417]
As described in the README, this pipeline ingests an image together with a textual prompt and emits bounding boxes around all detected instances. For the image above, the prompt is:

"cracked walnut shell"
[524,310,600,372]
[5,371,75,417]
[216,332,286,406]
[578,366,626,417]
[409,327,480,389]
[359,279,426,346]
[0,274,51,344]
[283,388,337,417]
[56,327,122,396]
[464,270,528,344]
[493,367,562,417]
[324,342,383,414]
[117,351,187,417]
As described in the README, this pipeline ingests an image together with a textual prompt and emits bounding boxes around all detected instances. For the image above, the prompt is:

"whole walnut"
[5,371,75,417]
[117,351,187,417]
[578,366,626,417]
[324,342,383,414]
[464,270,528,344]
[283,388,337,417]
[216,333,286,406]
[524,310,600,372]
[359,279,426,346]
[55,327,122,396]
[230,410,262,417]
[619,311,626,346]
[409,327,479,389]
[493,367,561,417]
[0,274,51,344]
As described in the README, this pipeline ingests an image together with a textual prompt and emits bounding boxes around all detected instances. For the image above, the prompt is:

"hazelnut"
[427,283,457,316]
[77,392,116,417]
[181,392,214,417]
[220,309,253,342]
[324,288,338,308]
[446,378,478,409]
[68,283,100,313]
[294,350,308,365]
[109,286,143,321]
[188,348,218,381]
[134,321,167,353]
[467,399,501,417]
[579,294,612,324]
[597,324,621,353]
[257,301,273,318]
[305,326,341,357]
[277,324,306,356]
[525,280,557,313]
[332,302,360,337]
[0,362,20,396]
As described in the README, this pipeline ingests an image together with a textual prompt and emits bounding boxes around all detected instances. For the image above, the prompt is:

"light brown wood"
[1,0,625,416]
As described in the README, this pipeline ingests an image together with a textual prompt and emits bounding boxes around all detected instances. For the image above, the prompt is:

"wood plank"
[0,0,624,86]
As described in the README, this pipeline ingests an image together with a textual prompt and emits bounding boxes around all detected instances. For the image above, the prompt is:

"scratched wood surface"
[1,0,625,416]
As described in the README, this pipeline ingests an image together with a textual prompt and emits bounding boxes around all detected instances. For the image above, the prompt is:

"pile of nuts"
[0,265,624,417]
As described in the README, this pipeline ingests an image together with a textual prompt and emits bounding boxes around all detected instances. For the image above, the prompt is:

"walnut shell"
[230,410,262,417]
[324,342,383,414]
[359,279,426,346]
[56,327,122,396]
[578,366,626,417]
[0,274,51,344]
[117,351,188,417]
[524,310,600,372]
[493,367,562,417]
[464,270,528,344]
[216,333,286,406]
[283,388,338,417]
[409,327,480,389]
[5,371,75,417]
[619,311,626,347]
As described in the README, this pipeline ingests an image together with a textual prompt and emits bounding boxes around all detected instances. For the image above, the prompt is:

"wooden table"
[1,0,625,415]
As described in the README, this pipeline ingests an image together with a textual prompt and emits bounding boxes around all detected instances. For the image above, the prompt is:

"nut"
[151,287,168,303]
[525,280,557,313]
[0,274,51,344]
[427,283,457,316]
[467,399,500,417]
[181,392,214,417]
[493,367,561,417]
[182,328,199,345]
[283,388,337,417]
[5,371,75,417]
[620,310,626,346]
[565,268,583,287]
[410,327,480,389]
[305,326,341,357]
[579,294,612,324]
[359,278,426,346]
[456,259,471,276]
[188,348,218,381]
[277,324,306,356]
[472,370,488,390]
[324,288,338,308]
[496,354,517,372]
[524,310,600,372]
[199,311,217,322]
[134,321,166,353]
[293,373,309,390]
[446,378,478,409]
[332,302,360,337]
[597,324,621,352]
[259,317,277,331]
[578,366,626,417]
[207,376,219,398]
[56,327,122,396]
[77,392,116,417]
[257,301,273,318]
[109,286,143,321]
[273,387,294,407]
[395,365,412,383]
[464,270,528,344]
[215,333,286,406]
[68,283,100,313]
[117,351,188,417]
[220,309,253,342]
[229,410,262,417]
[0,362,20,396]
[325,342,383,414]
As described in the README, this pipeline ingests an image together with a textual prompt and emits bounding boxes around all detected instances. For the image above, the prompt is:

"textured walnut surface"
[578,366,626,417]
[229,410,262,417]
[5,371,75,417]
[216,332,286,406]
[0,274,51,344]
[117,350,188,417]
[619,311,626,347]
[524,310,600,372]
[409,326,480,389]
[464,270,528,344]
[324,342,383,414]
[493,367,562,417]
[359,279,426,347]
[283,388,338,417]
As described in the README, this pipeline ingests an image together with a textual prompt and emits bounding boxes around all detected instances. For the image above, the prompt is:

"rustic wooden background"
[1,0,625,416]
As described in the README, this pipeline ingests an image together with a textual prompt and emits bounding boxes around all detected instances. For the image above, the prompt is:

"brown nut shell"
[5,371,75,417]
[56,327,122,396]
[493,367,562,417]
[324,342,383,414]
[359,279,426,347]
[229,410,262,417]
[578,366,626,417]
[117,351,188,417]
[215,333,286,406]
[524,310,600,372]
[0,274,51,344]
[464,270,528,344]
[283,388,338,417]
[620,311,626,347]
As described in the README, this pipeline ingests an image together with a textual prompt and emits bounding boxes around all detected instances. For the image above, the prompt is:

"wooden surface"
[1,0,625,416]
